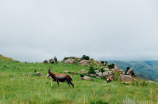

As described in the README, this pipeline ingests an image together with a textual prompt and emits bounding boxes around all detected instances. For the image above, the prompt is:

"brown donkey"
[47,68,74,88]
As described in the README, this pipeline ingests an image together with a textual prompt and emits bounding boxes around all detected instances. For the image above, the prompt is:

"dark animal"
[106,75,114,83]
[47,68,74,88]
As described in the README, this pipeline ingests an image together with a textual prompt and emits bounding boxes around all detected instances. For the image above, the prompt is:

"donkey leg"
[67,82,70,87]
[69,81,74,88]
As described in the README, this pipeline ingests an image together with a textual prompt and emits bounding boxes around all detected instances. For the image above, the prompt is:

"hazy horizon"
[1,0,158,62]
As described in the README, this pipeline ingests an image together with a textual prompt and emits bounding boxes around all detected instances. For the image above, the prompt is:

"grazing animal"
[106,75,114,83]
[47,68,74,88]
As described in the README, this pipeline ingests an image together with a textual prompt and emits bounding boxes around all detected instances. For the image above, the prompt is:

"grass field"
[0,56,158,104]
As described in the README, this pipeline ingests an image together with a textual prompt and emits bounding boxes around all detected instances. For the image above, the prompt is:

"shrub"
[108,63,115,69]
[4,65,6,67]
[51,61,54,64]
[80,74,84,77]
[89,66,95,74]
[100,61,104,64]
[54,56,58,63]
[81,55,90,60]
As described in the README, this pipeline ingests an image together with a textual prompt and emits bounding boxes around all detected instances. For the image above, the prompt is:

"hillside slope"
[108,60,158,81]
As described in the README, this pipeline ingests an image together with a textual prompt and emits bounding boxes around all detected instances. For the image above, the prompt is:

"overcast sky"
[0,0,158,62]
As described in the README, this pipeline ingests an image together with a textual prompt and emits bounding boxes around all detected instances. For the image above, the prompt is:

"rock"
[126,68,133,76]
[64,71,69,73]
[80,69,87,74]
[81,76,91,80]
[71,71,77,74]
[95,70,99,73]
[43,60,48,63]
[112,64,124,72]
[36,72,43,76]
[96,71,113,77]
[64,59,75,64]
[89,74,96,77]
[119,75,134,83]
[49,59,54,63]
[147,80,154,83]
[104,68,109,71]
[95,76,101,79]
[78,60,91,65]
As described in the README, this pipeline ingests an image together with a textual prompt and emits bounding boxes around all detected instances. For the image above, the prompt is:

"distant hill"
[107,60,158,81]
[0,54,19,62]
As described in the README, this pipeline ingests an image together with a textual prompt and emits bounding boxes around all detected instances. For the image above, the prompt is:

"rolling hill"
[108,60,158,81]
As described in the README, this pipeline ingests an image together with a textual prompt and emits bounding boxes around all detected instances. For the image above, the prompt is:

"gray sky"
[0,0,158,62]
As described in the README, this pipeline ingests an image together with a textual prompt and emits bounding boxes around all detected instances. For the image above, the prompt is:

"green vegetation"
[88,66,96,74]
[81,55,90,60]
[0,56,158,104]
[108,63,115,69]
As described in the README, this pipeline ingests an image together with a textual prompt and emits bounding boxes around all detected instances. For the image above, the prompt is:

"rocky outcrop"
[81,76,91,80]
[64,59,75,64]
[36,72,43,76]
[126,68,133,76]
[80,69,87,74]
[119,75,134,83]
[49,59,54,63]
[112,64,124,72]
[104,68,110,71]
[96,71,112,77]
[78,60,91,65]
[43,60,48,63]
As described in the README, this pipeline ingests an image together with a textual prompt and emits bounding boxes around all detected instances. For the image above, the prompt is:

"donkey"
[47,68,74,88]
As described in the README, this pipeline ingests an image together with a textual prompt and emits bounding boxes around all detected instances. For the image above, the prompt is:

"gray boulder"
[89,74,96,77]
[64,59,75,64]
[80,69,87,74]
[36,72,43,76]
[81,76,91,80]
[112,64,124,72]
[64,71,69,73]
[119,75,134,83]
[126,68,133,76]
[96,71,112,77]
[104,68,110,71]
[95,70,99,73]
[78,60,91,65]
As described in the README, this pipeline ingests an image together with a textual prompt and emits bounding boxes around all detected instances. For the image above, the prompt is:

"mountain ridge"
[107,60,158,81]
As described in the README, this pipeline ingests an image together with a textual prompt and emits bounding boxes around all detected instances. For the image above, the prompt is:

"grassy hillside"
[0,56,158,104]
[108,60,158,81]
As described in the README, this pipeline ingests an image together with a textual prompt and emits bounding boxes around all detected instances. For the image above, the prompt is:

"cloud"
[0,0,158,62]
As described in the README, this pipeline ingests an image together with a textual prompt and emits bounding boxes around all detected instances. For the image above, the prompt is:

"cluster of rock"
[79,64,136,83]
[61,56,137,83]
[119,68,135,83]
[64,59,76,64]
[78,60,91,65]
[43,58,57,63]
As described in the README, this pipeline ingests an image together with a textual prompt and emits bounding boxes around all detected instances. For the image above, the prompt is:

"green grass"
[0,58,158,104]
